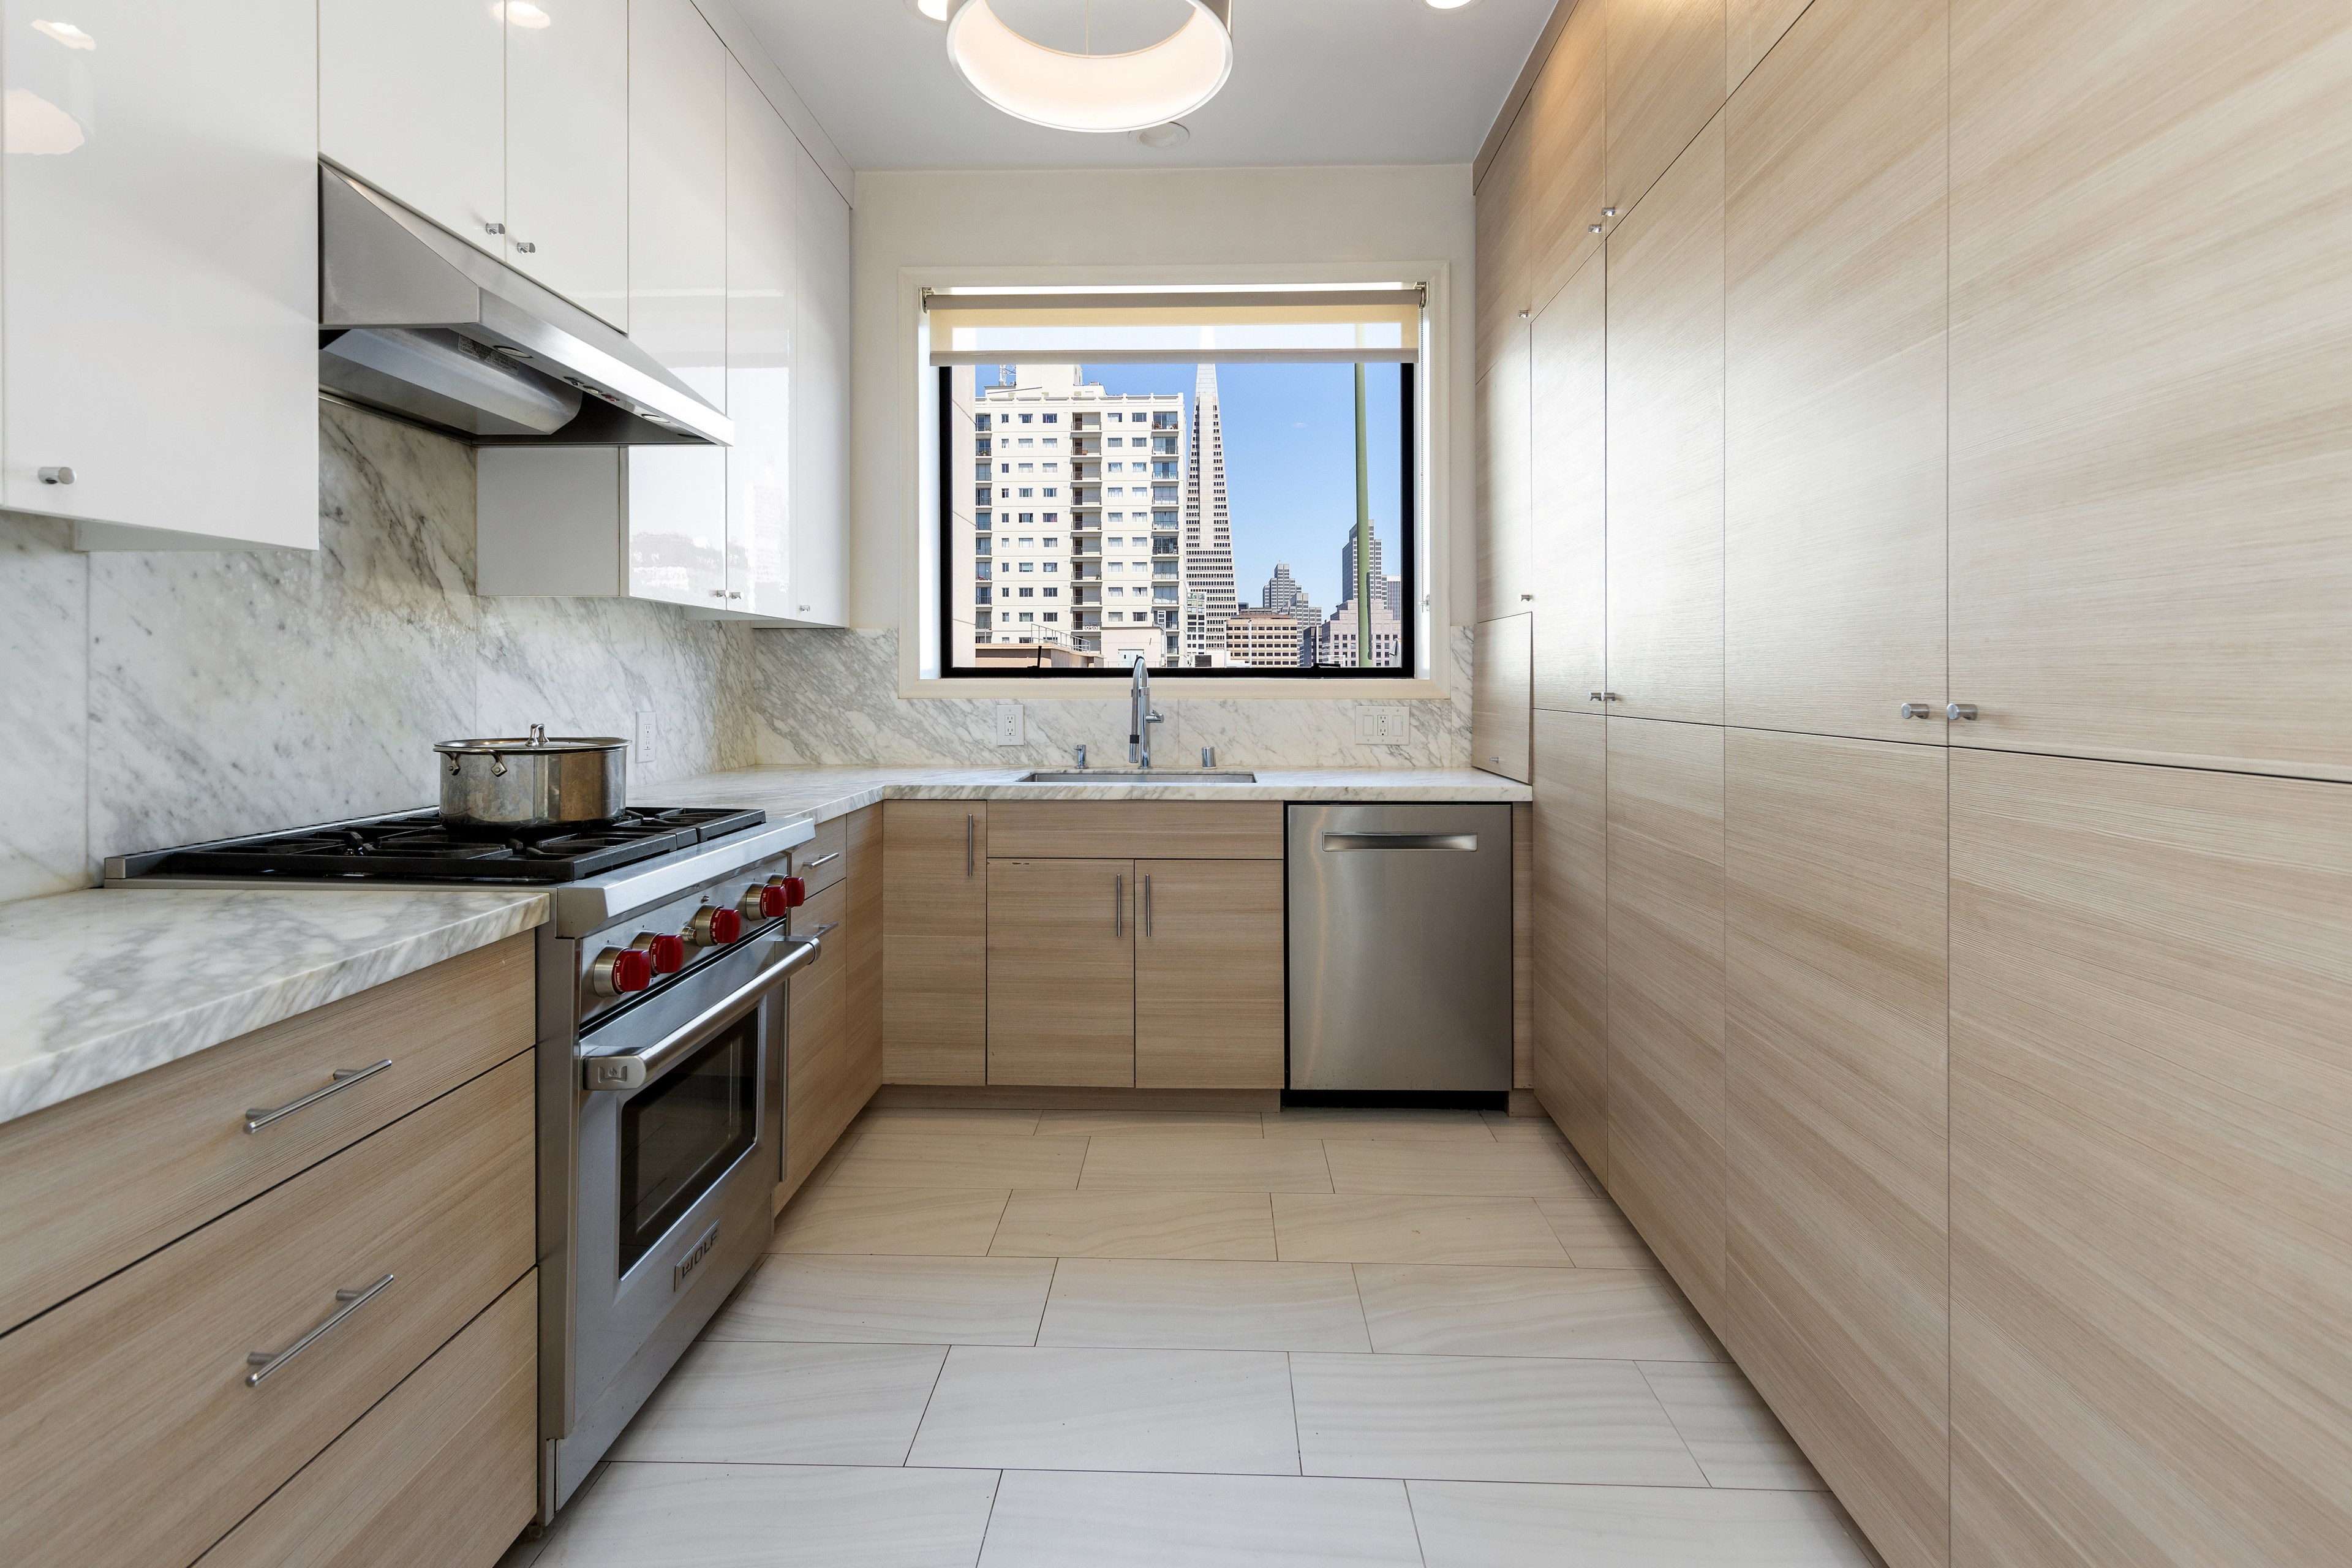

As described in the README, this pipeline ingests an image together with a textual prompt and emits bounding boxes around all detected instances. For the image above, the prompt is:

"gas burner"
[124,805,769,883]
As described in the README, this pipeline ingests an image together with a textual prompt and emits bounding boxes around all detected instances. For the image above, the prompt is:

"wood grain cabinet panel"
[0,933,533,1336]
[1472,614,1534,782]
[1724,729,1950,1568]
[987,801,1284,861]
[1608,0,1728,219]
[0,1055,534,1568]
[843,805,886,1114]
[1947,0,2352,781]
[1727,0,1811,89]
[987,859,1136,1088]
[1474,108,1537,374]
[1724,0,1948,745]
[1476,322,1534,623]
[1518,0,1611,309]
[1530,249,1608,714]
[785,880,851,1193]
[1603,715,1727,1325]
[195,1272,537,1568]
[883,801,987,1085]
[1948,750,2352,1568]
[789,813,849,896]
[1135,861,1286,1090]
[1531,709,1609,1178]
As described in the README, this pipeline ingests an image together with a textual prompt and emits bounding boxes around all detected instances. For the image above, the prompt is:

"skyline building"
[1182,362,1238,658]
[1224,606,1308,667]
[1339,525,1404,620]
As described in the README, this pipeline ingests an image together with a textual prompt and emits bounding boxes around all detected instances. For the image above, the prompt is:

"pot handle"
[491,753,508,777]
[443,753,459,776]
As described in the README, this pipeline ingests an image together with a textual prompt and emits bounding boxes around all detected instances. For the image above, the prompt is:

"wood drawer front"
[988,801,1284,861]
[0,932,535,1335]
[0,1053,535,1568]
[790,814,848,895]
[196,1270,536,1568]
[785,880,852,1193]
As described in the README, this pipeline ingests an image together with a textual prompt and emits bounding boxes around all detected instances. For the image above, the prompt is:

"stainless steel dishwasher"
[1286,803,1513,1095]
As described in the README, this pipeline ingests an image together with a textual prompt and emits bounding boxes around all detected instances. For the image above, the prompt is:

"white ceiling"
[734,0,1557,172]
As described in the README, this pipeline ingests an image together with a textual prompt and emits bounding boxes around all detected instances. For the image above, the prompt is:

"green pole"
[1354,362,1371,666]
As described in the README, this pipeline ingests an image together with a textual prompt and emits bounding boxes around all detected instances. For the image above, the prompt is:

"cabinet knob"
[726,590,743,600]
[1588,691,1620,704]
[513,241,537,254]
[1900,702,1937,720]
[1947,703,1980,722]
[798,603,812,612]
[37,466,74,485]
[484,222,505,235]
[1589,224,1604,233]
[710,590,726,599]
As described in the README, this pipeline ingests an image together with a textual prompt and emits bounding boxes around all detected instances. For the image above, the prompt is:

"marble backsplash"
[749,626,1473,771]
[2,401,759,902]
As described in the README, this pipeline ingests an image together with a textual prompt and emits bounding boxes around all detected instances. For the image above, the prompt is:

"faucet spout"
[1128,660,1164,769]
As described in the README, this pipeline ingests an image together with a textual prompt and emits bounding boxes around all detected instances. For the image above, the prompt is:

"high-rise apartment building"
[1224,606,1308,667]
[1182,363,1238,658]
[949,365,1186,668]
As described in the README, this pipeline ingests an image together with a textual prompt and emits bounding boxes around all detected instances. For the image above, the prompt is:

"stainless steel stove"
[109,802,827,1520]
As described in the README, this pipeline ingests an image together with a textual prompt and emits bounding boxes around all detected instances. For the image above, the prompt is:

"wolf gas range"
[108,804,827,1519]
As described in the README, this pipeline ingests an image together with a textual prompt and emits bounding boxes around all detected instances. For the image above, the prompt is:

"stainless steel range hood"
[318,163,731,447]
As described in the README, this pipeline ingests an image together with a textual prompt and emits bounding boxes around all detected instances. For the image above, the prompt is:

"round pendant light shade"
[944,0,1235,134]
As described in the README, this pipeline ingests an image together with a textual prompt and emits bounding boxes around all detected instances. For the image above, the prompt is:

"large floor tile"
[1408,1480,1875,1567]
[979,1471,1422,1567]
[1323,1140,1590,1199]
[707,1254,1055,1346]
[858,1106,1044,1136]
[1291,1353,1706,1485]
[1538,1193,1660,1268]
[773,1186,1011,1256]
[535,1463,1000,1567]
[1261,1109,1496,1142]
[1355,1264,1719,1360]
[1639,1359,1825,1490]
[908,1346,1300,1475]
[827,1132,1090,1191]
[1079,1137,1334,1193]
[1038,1259,1371,1352]
[991,1189,1278,1260]
[1272,1194,1574,1265]
[608,1341,947,1465]
[1036,1109,1266,1137]
[1481,1110,1574,1145]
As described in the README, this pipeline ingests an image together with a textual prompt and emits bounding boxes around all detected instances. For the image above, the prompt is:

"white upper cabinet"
[793,142,853,628]
[320,0,505,255]
[726,58,798,620]
[630,0,729,409]
[3,0,320,548]
[505,0,630,328]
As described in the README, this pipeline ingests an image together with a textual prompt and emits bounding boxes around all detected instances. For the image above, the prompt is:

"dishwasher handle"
[1319,832,1479,852]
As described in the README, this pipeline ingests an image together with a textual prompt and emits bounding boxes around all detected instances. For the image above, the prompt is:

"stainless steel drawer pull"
[246,1274,394,1387]
[966,815,976,876]
[1114,873,1124,937]
[801,851,841,871]
[1144,874,1153,937]
[1899,702,1937,720]
[244,1059,393,1134]
[1321,832,1479,853]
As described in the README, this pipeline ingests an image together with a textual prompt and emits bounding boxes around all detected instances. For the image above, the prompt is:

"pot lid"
[434,723,627,754]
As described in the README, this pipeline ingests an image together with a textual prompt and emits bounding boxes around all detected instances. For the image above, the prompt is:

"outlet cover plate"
[634,709,659,767]
[993,701,1025,747]
[1355,703,1410,747]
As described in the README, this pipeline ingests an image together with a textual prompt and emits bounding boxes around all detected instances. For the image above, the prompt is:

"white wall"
[843,164,1478,654]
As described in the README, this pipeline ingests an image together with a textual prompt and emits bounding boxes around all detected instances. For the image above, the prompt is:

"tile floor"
[501,1106,1883,1567]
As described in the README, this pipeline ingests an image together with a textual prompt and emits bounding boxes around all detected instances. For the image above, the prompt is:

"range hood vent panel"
[318,164,731,448]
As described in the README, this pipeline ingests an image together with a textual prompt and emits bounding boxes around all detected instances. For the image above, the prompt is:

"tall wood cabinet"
[1529,251,1607,714]
[1529,709,1607,1177]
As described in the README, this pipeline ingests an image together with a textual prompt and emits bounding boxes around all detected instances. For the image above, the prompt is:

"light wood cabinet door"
[1530,249,1608,714]
[989,801,1283,861]
[987,859,1136,1087]
[1948,750,2352,1568]
[1948,1,2352,782]
[1518,0,1610,309]
[1136,861,1285,1089]
[1724,0,1948,745]
[1607,114,1725,725]
[1476,321,1533,623]
[504,0,629,326]
[1728,0,1811,90]
[1604,715,1726,1326]
[1531,709,1608,1178]
[785,880,850,1192]
[883,802,987,1085]
[320,0,504,256]
[1724,729,1949,1568]
[842,806,886,1114]
[1472,614,1533,782]
[1607,0,1727,219]
[1474,112,1536,377]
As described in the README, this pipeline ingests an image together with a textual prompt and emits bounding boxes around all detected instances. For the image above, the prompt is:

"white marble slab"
[0,514,88,903]
[0,887,546,1126]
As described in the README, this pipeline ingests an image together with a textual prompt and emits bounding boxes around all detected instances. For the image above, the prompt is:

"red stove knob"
[590,945,654,997]
[761,876,805,916]
[689,905,742,946]
[631,931,687,973]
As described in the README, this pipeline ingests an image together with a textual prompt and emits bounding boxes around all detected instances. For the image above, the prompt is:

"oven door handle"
[581,935,821,1091]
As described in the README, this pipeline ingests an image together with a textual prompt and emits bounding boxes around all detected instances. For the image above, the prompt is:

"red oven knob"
[590,945,654,997]
[763,876,806,916]
[689,905,742,946]
[631,931,687,973]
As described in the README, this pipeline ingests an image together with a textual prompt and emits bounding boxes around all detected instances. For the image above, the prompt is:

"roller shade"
[925,285,1423,366]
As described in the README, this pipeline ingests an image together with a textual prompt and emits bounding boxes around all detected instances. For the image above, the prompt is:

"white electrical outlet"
[993,701,1025,747]
[1355,703,1410,747]
[634,709,659,768]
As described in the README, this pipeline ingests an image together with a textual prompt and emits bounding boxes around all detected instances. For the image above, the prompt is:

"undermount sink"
[1019,769,1259,784]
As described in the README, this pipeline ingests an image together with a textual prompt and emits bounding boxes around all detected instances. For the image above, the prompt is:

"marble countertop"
[0,888,548,1127]
[639,765,1532,828]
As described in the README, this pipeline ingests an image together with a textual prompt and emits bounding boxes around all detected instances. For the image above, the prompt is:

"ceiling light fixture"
[944,0,1234,135]
[1133,120,1190,149]
[1425,0,1479,9]
[910,0,951,20]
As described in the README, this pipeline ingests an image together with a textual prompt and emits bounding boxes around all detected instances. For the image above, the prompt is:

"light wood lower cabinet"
[883,801,987,1085]
[195,1272,537,1568]
[987,858,1137,1087]
[784,879,850,1193]
[1724,729,1950,1568]
[987,801,1283,861]
[1603,715,1727,1326]
[1948,750,2352,1568]
[1531,709,1608,1179]
[1135,860,1285,1090]
[843,805,886,1107]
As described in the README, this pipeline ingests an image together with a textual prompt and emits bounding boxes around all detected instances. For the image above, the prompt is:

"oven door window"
[616,1009,759,1276]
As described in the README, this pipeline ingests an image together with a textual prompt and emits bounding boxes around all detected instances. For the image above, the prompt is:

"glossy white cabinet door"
[792,142,853,627]
[505,0,629,328]
[320,0,505,252]
[2,0,319,548]
[726,59,797,619]
[629,0,728,410]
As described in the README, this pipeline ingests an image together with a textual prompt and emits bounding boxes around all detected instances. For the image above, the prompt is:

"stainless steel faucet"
[1128,660,1164,768]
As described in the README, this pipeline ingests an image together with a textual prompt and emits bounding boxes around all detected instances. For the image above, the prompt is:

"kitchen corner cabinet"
[2,0,318,550]
[883,802,989,1085]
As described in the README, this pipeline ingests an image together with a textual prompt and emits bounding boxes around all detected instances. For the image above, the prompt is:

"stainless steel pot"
[435,724,628,836]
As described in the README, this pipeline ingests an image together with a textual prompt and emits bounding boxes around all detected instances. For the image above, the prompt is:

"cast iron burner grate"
[126,805,768,883]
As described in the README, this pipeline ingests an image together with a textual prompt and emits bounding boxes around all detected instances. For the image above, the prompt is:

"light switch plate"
[993,701,1025,747]
[1355,703,1410,747]
[634,709,658,768]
